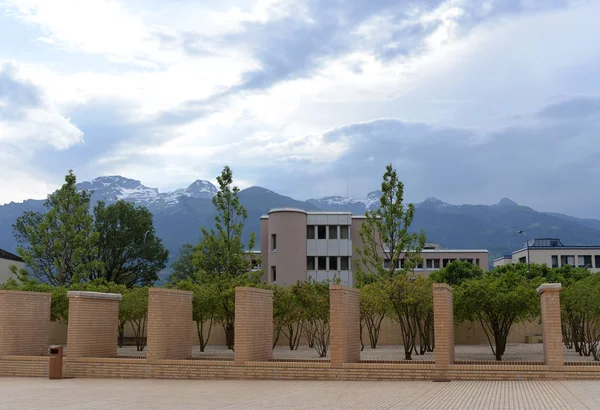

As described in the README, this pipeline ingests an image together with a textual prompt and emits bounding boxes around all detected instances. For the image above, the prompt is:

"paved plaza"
[1,377,600,409]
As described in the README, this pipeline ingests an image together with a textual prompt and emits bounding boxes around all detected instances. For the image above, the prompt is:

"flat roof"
[384,249,488,254]
[512,246,600,254]
[265,208,354,216]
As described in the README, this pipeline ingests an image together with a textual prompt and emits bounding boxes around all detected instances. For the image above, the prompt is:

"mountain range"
[2,176,600,278]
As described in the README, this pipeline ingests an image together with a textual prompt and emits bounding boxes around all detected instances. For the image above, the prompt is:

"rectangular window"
[383,259,391,269]
[460,258,473,264]
[340,225,349,239]
[329,256,338,270]
[578,255,592,268]
[317,225,327,239]
[307,226,315,239]
[443,259,456,267]
[416,262,423,269]
[317,256,327,270]
[519,256,527,264]
[307,256,315,270]
[399,259,405,269]
[596,255,600,269]
[340,256,349,270]
[475,258,480,267]
[426,259,440,269]
[271,266,276,282]
[551,255,559,269]
[328,225,338,239]
[251,259,259,270]
[271,234,276,251]
[561,255,575,267]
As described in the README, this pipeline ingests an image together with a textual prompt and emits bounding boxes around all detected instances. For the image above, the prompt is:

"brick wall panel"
[330,285,360,368]
[234,287,273,365]
[147,288,192,361]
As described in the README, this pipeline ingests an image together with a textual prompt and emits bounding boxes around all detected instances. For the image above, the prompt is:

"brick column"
[433,284,454,368]
[66,291,122,358]
[234,287,273,365]
[0,290,51,356]
[330,285,360,368]
[147,288,193,361]
[537,283,564,368]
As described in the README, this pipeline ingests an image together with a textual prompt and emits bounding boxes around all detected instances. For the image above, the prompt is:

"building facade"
[493,238,600,272]
[0,248,24,284]
[260,208,489,286]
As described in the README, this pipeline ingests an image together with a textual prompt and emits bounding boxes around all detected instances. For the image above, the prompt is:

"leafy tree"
[354,164,426,284]
[272,285,303,350]
[385,274,433,359]
[294,280,330,357]
[430,260,484,287]
[12,170,101,286]
[167,244,197,284]
[360,281,390,350]
[454,268,539,361]
[191,166,260,349]
[119,287,149,351]
[90,200,168,287]
[561,275,600,360]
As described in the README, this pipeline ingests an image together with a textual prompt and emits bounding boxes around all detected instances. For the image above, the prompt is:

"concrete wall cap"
[148,287,192,296]
[0,289,52,297]
[67,291,123,300]
[536,283,562,294]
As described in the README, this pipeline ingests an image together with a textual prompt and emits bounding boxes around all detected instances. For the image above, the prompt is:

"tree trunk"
[224,321,235,350]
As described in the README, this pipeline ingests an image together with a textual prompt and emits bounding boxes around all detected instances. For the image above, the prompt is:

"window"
[426,259,440,269]
[271,234,276,251]
[383,259,391,269]
[317,256,327,270]
[307,226,315,239]
[460,258,473,264]
[578,255,592,268]
[328,225,338,239]
[561,255,575,267]
[317,225,327,239]
[416,262,423,269]
[329,256,338,270]
[551,255,559,269]
[519,257,527,264]
[596,255,600,269]
[251,259,259,270]
[271,266,276,282]
[475,258,480,267]
[340,256,349,270]
[340,225,349,239]
[307,256,315,270]
[443,258,456,267]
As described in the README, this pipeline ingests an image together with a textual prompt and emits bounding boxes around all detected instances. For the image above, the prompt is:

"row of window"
[307,256,350,271]
[384,258,480,270]
[548,255,600,269]
[307,225,350,240]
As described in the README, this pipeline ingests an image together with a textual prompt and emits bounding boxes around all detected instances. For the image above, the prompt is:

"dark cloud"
[537,97,600,119]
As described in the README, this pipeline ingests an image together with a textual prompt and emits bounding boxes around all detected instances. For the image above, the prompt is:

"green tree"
[167,244,197,284]
[294,280,330,357]
[272,285,303,350]
[454,268,539,361]
[90,200,168,287]
[192,166,260,349]
[561,275,600,360]
[120,287,149,351]
[360,281,390,350]
[430,260,484,287]
[354,164,426,284]
[12,170,101,286]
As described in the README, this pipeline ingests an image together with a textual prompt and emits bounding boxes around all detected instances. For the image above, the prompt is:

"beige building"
[493,238,600,272]
[259,208,489,286]
[0,249,24,284]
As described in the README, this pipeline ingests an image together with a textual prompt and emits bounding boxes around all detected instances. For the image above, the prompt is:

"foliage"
[561,274,600,359]
[429,260,485,287]
[191,166,260,349]
[12,170,101,286]
[167,244,197,284]
[359,281,390,350]
[90,200,168,287]
[454,268,539,361]
[384,274,433,359]
[119,287,149,351]
[293,280,330,357]
[272,285,303,350]
[354,164,426,285]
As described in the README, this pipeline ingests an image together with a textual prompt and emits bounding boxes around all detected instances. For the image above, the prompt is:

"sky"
[1,0,600,218]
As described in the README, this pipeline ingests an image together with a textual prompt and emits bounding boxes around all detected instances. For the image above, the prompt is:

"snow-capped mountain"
[76,176,217,210]
[307,190,382,214]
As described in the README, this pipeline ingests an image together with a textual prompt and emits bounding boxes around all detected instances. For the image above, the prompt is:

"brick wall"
[0,290,51,356]
[234,287,273,365]
[538,283,564,368]
[147,288,193,361]
[433,284,454,367]
[66,291,122,358]
[330,285,360,368]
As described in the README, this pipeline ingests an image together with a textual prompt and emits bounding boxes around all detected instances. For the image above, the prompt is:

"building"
[493,238,600,272]
[259,208,489,286]
[492,255,513,267]
[0,248,24,284]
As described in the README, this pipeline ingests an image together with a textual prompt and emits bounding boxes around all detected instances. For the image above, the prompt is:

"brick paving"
[1,378,600,409]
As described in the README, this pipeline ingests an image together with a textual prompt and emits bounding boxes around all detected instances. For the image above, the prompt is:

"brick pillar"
[234,287,273,365]
[537,283,564,368]
[433,284,454,368]
[330,285,360,368]
[147,288,192,361]
[66,291,122,358]
[0,290,51,356]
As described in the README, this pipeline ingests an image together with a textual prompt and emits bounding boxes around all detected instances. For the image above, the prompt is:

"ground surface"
[116,343,597,362]
[1,378,600,409]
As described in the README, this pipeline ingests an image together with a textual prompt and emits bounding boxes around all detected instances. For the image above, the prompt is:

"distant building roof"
[512,238,600,254]
[0,249,23,263]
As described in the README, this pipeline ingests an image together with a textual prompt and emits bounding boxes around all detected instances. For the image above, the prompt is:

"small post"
[537,283,564,368]
[433,284,455,368]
